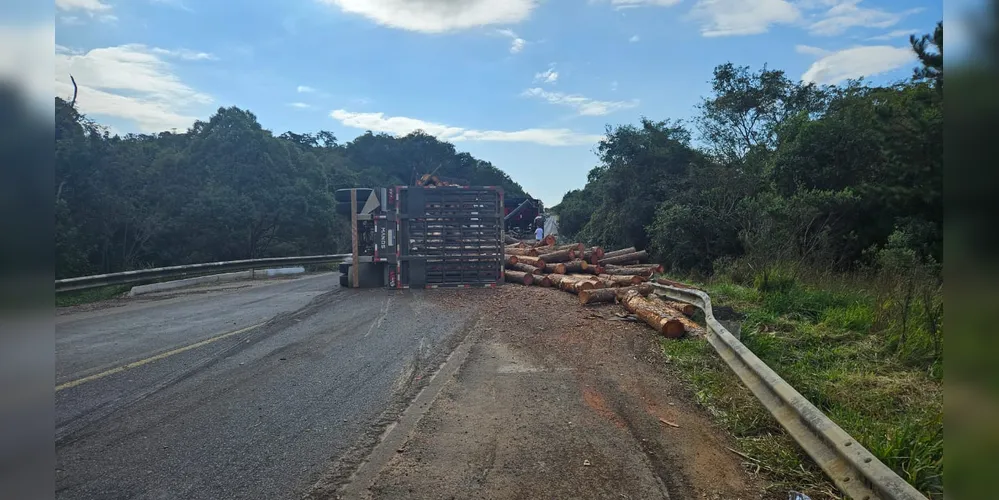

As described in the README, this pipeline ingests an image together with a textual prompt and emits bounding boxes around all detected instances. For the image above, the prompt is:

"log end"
[662,319,685,339]
[554,263,566,274]
[523,273,534,286]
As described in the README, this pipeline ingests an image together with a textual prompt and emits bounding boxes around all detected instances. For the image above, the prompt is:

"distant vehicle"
[503,196,543,239]
[334,178,505,289]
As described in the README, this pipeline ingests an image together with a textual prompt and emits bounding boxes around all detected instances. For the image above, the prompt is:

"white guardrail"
[652,283,928,500]
[55,254,350,293]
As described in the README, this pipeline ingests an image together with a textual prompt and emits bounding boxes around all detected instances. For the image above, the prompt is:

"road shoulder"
[330,286,766,499]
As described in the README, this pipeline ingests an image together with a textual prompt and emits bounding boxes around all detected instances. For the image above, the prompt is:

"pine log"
[505,247,539,257]
[517,255,547,268]
[504,234,520,245]
[599,250,649,266]
[581,249,600,265]
[531,235,556,247]
[561,259,589,273]
[601,267,653,277]
[558,276,600,294]
[648,297,702,333]
[655,278,700,290]
[614,263,664,273]
[536,275,553,287]
[621,290,685,338]
[507,262,542,275]
[547,274,571,288]
[506,241,527,249]
[579,284,653,305]
[537,243,584,255]
[602,247,637,259]
[504,270,534,285]
[504,255,519,266]
[661,300,695,316]
[540,248,576,263]
[598,274,645,286]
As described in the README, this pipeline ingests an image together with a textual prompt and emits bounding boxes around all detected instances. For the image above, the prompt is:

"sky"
[0,0,972,206]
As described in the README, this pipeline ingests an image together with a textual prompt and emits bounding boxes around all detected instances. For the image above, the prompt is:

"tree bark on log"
[648,297,702,333]
[659,300,695,316]
[540,248,576,263]
[516,255,547,268]
[566,274,604,289]
[504,255,519,266]
[504,270,534,285]
[561,260,588,273]
[531,235,556,247]
[537,243,584,255]
[507,262,541,275]
[558,276,600,294]
[655,278,700,290]
[581,249,600,265]
[535,275,553,287]
[505,247,539,257]
[579,284,653,305]
[504,235,520,245]
[612,263,664,273]
[547,274,571,288]
[602,247,637,259]
[601,267,653,277]
[621,290,685,338]
[597,274,645,286]
[598,250,649,266]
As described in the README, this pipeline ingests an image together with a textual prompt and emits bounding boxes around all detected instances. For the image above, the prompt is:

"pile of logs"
[503,239,700,338]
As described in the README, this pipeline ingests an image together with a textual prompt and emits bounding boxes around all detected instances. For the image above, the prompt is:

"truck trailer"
[335,185,505,289]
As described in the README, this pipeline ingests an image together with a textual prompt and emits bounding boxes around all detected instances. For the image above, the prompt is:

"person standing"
[535,225,544,242]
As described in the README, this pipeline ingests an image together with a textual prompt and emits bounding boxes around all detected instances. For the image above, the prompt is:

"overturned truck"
[335,185,505,289]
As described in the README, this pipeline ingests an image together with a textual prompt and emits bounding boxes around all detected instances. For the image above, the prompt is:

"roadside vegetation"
[553,21,945,500]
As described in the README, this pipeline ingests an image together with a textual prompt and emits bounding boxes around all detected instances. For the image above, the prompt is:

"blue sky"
[5,0,962,205]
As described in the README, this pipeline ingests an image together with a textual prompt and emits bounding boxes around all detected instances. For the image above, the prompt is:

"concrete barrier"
[128,267,306,297]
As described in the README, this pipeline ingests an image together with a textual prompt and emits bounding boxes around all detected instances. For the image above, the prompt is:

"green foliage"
[54,104,526,279]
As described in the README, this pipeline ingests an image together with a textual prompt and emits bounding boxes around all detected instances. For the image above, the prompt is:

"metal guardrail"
[652,283,928,500]
[55,254,351,293]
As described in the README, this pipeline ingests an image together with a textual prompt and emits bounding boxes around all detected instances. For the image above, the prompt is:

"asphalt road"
[55,274,482,500]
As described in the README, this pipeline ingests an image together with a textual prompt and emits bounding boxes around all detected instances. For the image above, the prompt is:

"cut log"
[561,260,589,273]
[536,275,553,287]
[598,274,646,286]
[581,249,601,265]
[566,274,605,289]
[660,300,695,316]
[537,243,584,255]
[531,235,556,247]
[504,270,534,285]
[504,234,521,245]
[648,297,702,333]
[507,262,542,275]
[579,284,653,305]
[613,263,665,273]
[547,274,571,288]
[599,250,649,266]
[504,255,519,266]
[621,290,685,338]
[516,255,547,269]
[601,267,653,277]
[602,247,637,259]
[558,276,600,294]
[505,247,539,257]
[506,241,528,249]
[540,248,576,263]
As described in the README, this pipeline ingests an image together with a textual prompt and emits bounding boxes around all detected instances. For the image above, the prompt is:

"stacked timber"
[502,240,701,338]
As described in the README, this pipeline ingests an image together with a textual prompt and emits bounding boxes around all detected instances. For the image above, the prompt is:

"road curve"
[55,274,483,500]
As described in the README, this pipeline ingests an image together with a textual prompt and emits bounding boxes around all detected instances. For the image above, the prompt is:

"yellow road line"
[56,322,265,392]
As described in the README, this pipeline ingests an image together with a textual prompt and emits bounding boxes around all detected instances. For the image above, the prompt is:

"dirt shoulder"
[340,285,766,499]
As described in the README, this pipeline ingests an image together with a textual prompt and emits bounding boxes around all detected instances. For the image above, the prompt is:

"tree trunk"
[516,255,547,268]
[598,274,645,286]
[535,275,553,287]
[540,248,576,263]
[504,255,519,266]
[602,247,637,259]
[621,290,685,338]
[601,267,653,277]
[506,247,539,257]
[579,284,653,305]
[504,270,534,285]
[537,243,584,255]
[507,262,541,275]
[598,250,649,266]
[648,297,702,332]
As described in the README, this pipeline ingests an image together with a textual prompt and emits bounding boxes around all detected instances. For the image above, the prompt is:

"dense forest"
[54,102,527,279]
[554,24,942,279]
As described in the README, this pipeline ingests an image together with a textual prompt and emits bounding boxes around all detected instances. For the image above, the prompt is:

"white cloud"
[629,34,640,42]
[56,0,111,12]
[689,0,800,37]
[609,0,682,8]
[289,102,312,109]
[150,47,216,61]
[534,67,558,84]
[497,29,527,53]
[610,80,619,91]
[0,24,55,112]
[59,16,84,25]
[330,109,602,146]
[297,85,316,93]
[55,44,213,132]
[321,0,537,33]
[808,0,922,36]
[866,28,918,41]
[522,88,639,116]
[801,45,915,85]
[795,44,829,56]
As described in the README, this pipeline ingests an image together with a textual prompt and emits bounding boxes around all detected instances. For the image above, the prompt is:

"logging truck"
[334,184,505,289]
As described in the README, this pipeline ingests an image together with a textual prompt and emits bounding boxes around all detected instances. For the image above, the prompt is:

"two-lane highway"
[55,274,483,499]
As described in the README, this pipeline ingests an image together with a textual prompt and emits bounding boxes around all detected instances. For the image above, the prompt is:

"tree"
[911,22,943,89]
